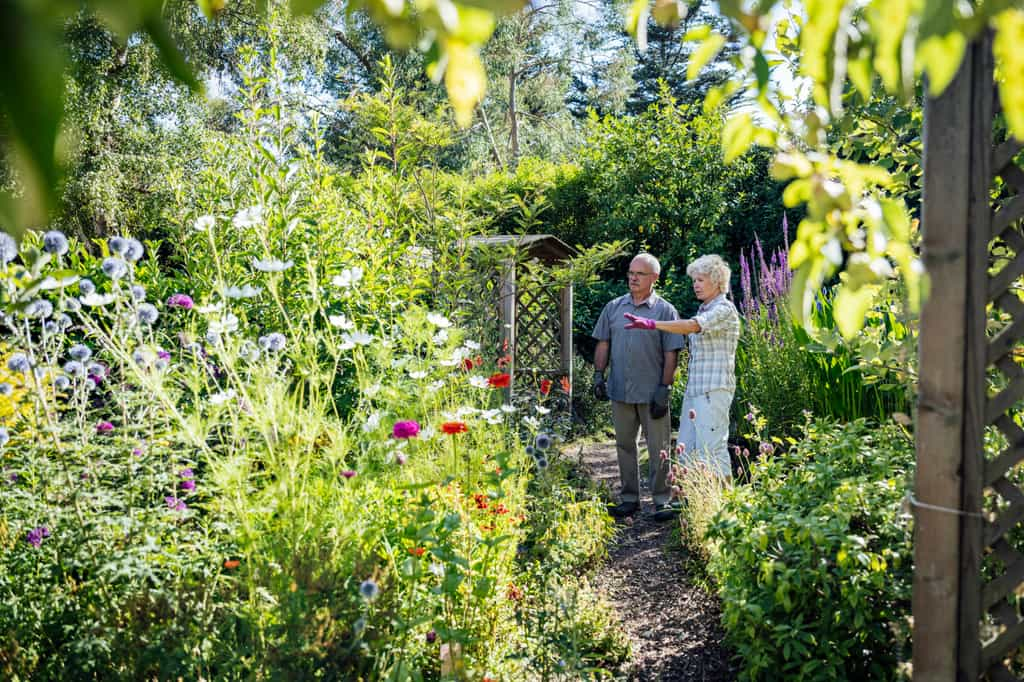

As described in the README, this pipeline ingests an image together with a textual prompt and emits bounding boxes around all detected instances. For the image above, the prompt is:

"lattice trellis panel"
[514,285,563,374]
[968,95,1024,679]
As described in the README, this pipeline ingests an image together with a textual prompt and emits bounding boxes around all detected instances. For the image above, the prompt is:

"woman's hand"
[624,312,657,330]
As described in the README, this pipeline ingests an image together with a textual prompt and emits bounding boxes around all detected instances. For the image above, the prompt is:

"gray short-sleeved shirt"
[592,292,685,403]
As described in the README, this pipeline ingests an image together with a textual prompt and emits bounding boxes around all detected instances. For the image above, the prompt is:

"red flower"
[497,354,511,368]
[462,357,475,371]
[539,379,552,396]
[506,583,523,601]
[559,376,571,393]
[474,493,489,510]
[487,372,511,389]
[408,547,425,557]
[490,503,509,515]
[223,559,241,569]
[441,421,468,435]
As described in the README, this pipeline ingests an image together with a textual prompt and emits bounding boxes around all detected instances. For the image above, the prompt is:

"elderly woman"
[624,254,741,480]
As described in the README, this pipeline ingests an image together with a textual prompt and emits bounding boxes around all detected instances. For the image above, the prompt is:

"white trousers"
[678,389,733,479]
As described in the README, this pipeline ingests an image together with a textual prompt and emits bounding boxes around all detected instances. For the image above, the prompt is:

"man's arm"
[661,350,678,385]
[594,340,610,373]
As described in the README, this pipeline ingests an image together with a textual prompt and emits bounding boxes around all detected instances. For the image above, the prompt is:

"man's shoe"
[653,502,682,522]
[608,501,639,518]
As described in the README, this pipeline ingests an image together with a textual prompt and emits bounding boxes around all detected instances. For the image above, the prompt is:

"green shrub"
[707,419,914,681]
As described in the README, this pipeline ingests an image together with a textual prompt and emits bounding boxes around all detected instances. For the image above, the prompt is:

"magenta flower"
[426,630,437,644]
[341,469,357,479]
[180,479,196,492]
[157,349,171,361]
[396,453,407,466]
[26,526,50,547]
[392,420,421,439]
[166,293,194,310]
[180,468,195,480]
[96,421,114,434]
[165,496,187,512]
[132,447,144,457]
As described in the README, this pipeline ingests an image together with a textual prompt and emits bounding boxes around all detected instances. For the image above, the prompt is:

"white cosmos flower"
[210,389,236,405]
[420,425,436,440]
[252,258,293,273]
[426,380,445,393]
[523,416,540,429]
[364,382,381,397]
[332,267,364,288]
[500,404,517,413]
[426,312,451,328]
[469,375,489,389]
[224,284,262,299]
[80,293,116,307]
[328,314,355,330]
[409,370,428,379]
[482,409,503,424]
[209,313,240,335]
[195,302,223,314]
[463,340,481,351]
[194,215,216,231]
[362,411,381,432]
[342,331,373,346]
[432,329,449,345]
[233,206,263,229]
[535,405,551,415]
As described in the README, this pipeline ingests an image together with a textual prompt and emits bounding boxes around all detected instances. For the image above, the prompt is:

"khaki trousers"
[678,389,733,479]
[611,401,672,507]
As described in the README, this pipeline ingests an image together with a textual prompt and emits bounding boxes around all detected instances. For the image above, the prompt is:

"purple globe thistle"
[25,526,50,548]
[43,231,69,256]
[166,293,194,310]
[7,353,30,374]
[25,299,53,319]
[53,375,71,391]
[0,232,17,264]
[130,284,146,302]
[0,427,9,447]
[136,303,159,326]
[123,238,144,262]
[359,579,379,600]
[69,344,92,362]
[0,383,12,396]
[258,332,287,352]
[101,257,128,280]
[108,236,127,254]
[78,278,96,296]
[534,433,552,451]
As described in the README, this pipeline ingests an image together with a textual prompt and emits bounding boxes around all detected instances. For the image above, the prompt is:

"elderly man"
[592,253,684,520]
[624,254,741,481]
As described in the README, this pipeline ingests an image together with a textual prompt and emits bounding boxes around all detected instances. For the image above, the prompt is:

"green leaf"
[917,32,967,96]
[722,112,754,163]
[833,284,877,339]
[754,49,771,90]
[688,33,727,81]
[994,9,1024,141]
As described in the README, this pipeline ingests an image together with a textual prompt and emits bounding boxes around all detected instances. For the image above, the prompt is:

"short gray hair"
[686,254,731,294]
[632,253,661,276]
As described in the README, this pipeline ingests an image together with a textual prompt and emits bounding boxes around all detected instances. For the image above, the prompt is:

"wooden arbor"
[468,234,576,395]
[914,34,1024,679]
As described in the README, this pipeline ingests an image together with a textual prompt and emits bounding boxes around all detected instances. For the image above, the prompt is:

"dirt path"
[578,442,737,682]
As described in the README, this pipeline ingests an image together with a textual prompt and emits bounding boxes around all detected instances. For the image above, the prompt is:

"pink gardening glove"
[624,312,657,330]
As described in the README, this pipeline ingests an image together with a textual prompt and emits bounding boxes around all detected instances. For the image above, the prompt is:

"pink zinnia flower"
[166,293,194,310]
[96,421,114,434]
[392,420,420,439]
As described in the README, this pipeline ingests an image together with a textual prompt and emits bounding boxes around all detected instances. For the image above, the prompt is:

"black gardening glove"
[592,370,609,401]
[650,384,670,419]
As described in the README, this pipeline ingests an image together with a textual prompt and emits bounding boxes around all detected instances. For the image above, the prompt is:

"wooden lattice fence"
[915,32,1024,680]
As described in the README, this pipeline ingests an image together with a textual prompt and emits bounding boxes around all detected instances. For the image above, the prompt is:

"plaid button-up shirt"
[684,294,740,396]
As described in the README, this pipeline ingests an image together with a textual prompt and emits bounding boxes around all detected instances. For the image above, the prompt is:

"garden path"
[578,442,736,681]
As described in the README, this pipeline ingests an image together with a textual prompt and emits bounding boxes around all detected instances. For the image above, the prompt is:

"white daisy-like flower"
[428,562,445,577]
[195,302,223,314]
[252,258,293,273]
[232,206,263,229]
[535,405,551,415]
[523,416,540,429]
[469,375,489,389]
[438,358,459,367]
[193,215,216,232]
[209,389,236,405]
[339,338,355,351]
[500,404,517,413]
[208,313,240,335]
[426,380,445,394]
[463,340,481,351]
[364,382,381,397]
[482,409,503,424]
[224,284,262,299]
[420,425,436,440]
[454,406,480,418]
[362,411,381,432]
[409,370,428,379]
[343,331,374,346]
[426,312,451,328]
[80,293,116,307]
[332,267,364,288]
[432,329,449,345]
[328,314,355,329]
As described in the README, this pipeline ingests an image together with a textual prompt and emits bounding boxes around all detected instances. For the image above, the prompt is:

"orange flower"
[506,583,523,601]
[474,493,489,510]
[223,559,241,569]
[539,379,552,396]
[559,376,571,393]
[441,421,468,435]
[487,372,511,389]
[408,547,426,557]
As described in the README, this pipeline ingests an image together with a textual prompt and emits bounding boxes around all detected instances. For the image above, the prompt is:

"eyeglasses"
[627,271,654,279]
